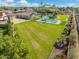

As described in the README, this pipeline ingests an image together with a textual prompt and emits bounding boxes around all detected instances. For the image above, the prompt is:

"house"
[15,8,37,19]
[64,9,73,14]
[0,12,9,25]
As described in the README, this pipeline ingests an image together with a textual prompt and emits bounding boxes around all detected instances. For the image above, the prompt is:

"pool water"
[37,19,61,24]
[36,16,61,24]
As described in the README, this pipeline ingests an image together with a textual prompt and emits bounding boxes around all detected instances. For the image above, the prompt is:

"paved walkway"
[48,48,63,59]
[72,10,79,59]
[75,15,79,59]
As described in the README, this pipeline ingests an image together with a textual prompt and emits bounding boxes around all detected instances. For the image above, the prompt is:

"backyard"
[15,15,69,59]
[0,1,78,59]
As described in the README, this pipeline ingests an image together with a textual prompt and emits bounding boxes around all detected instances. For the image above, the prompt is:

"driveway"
[11,18,27,24]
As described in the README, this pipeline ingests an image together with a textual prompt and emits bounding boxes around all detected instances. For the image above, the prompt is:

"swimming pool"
[36,15,61,24]
[37,19,61,24]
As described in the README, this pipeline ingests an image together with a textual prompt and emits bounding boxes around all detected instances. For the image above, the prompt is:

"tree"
[0,17,28,59]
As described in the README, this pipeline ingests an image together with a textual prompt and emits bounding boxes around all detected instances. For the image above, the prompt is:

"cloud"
[65,3,76,7]
[18,3,40,7]
[2,0,14,3]
[0,0,14,6]
[16,0,40,7]
[76,0,79,1]
[1,2,14,6]
[31,3,39,7]
[6,0,14,2]
[19,0,28,4]
[57,3,76,7]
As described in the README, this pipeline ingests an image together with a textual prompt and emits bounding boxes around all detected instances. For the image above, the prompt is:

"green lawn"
[57,15,69,21]
[48,17,54,20]
[15,15,69,59]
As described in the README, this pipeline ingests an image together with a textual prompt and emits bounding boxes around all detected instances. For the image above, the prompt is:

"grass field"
[57,15,69,21]
[15,15,69,59]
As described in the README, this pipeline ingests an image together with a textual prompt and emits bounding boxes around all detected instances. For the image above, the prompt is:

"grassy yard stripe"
[16,25,38,59]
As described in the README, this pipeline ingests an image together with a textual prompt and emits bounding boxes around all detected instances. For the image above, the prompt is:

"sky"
[0,0,79,7]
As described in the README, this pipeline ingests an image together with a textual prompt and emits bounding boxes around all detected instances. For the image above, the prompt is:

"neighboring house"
[0,12,9,25]
[64,9,72,14]
[15,8,37,19]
